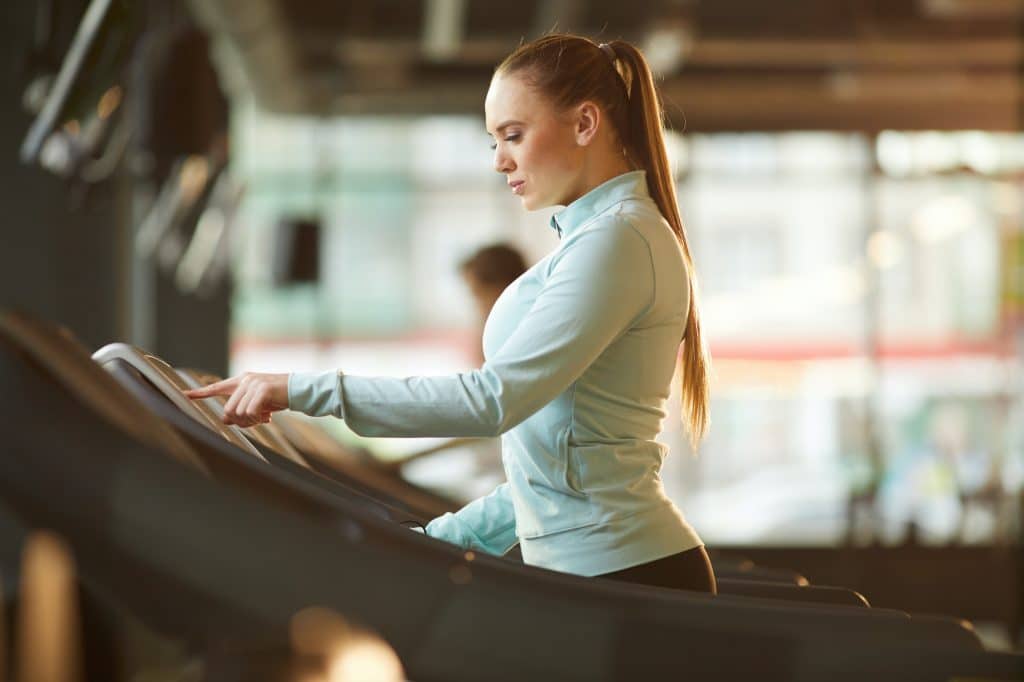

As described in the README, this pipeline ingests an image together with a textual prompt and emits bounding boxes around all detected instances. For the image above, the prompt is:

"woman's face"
[485,73,583,210]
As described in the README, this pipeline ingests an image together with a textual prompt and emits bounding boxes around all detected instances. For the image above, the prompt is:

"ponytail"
[606,40,711,450]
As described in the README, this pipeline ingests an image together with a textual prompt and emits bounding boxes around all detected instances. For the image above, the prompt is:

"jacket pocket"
[510,426,597,539]
[561,425,586,496]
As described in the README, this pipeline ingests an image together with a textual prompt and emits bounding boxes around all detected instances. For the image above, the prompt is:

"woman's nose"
[493,148,514,174]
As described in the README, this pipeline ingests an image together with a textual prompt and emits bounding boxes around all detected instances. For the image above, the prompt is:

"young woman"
[186,34,715,594]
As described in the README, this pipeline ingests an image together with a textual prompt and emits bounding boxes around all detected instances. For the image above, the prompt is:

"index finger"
[184,377,240,399]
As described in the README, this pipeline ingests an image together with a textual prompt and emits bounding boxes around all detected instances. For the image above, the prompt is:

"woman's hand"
[184,372,289,428]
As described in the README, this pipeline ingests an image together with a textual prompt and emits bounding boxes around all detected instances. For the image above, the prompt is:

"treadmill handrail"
[92,343,265,462]
[272,411,457,519]
[0,311,209,475]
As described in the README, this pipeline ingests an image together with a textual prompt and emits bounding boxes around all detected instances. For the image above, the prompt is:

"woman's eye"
[490,134,521,150]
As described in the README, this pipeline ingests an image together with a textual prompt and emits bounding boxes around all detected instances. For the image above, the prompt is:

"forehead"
[484,73,543,133]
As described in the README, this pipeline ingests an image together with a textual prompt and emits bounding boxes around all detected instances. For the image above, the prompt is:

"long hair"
[496,34,711,449]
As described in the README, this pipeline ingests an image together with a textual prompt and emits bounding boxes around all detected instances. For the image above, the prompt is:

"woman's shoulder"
[540,216,651,287]
[566,210,651,257]
[585,201,688,274]
[616,195,675,231]
[579,199,675,250]
[550,195,679,271]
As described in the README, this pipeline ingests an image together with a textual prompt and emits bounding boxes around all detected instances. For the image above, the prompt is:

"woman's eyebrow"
[486,120,524,135]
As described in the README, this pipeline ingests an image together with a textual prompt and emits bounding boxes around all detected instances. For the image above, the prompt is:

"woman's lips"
[510,180,525,195]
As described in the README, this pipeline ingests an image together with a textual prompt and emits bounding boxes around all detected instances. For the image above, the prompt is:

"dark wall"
[138,21,232,374]
[0,2,123,349]
[0,1,230,374]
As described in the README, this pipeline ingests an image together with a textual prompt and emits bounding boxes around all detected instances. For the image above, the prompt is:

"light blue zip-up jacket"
[287,170,703,576]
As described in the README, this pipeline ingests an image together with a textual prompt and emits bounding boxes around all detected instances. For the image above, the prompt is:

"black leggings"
[597,545,717,594]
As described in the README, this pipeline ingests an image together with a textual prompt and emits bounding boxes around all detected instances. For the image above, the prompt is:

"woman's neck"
[566,150,636,206]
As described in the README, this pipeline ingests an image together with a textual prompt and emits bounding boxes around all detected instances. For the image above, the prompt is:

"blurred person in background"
[460,243,529,364]
[188,34,716,594]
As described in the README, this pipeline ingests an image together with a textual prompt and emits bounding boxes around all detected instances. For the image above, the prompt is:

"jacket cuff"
[425,513,472,548]
[287,370,344,417]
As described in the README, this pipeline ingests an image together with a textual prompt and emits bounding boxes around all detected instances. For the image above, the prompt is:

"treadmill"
[95,346,889,610]
[0,311,1017,681]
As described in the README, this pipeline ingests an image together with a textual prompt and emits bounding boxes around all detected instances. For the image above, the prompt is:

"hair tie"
[598,42,630,99]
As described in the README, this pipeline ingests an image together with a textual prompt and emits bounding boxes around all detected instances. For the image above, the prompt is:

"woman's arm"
[188,218,656,435]
[289,218,655,437]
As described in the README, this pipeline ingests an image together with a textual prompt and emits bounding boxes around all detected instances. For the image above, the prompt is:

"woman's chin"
[520,194,546,211]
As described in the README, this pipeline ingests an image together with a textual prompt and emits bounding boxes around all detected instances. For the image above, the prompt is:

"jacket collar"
[549,170,649,239]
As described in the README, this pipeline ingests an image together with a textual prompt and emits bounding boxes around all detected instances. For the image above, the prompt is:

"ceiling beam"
[187,0,319,112]
[308,34,1023,72]
[422,0,467,62]
[531,0,587,38]
[686,38,1022,69]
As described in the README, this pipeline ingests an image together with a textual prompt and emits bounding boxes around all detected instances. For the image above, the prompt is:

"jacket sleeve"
[423,482,518,555]
[286,217,655,437]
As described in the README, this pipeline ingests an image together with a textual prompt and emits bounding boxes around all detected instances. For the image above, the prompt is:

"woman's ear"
[574,101,601,147]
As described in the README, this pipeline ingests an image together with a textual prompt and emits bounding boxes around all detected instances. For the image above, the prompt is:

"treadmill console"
[92,343,266,461]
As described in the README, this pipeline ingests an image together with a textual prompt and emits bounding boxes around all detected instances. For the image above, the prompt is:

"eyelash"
[490,133,520,150]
